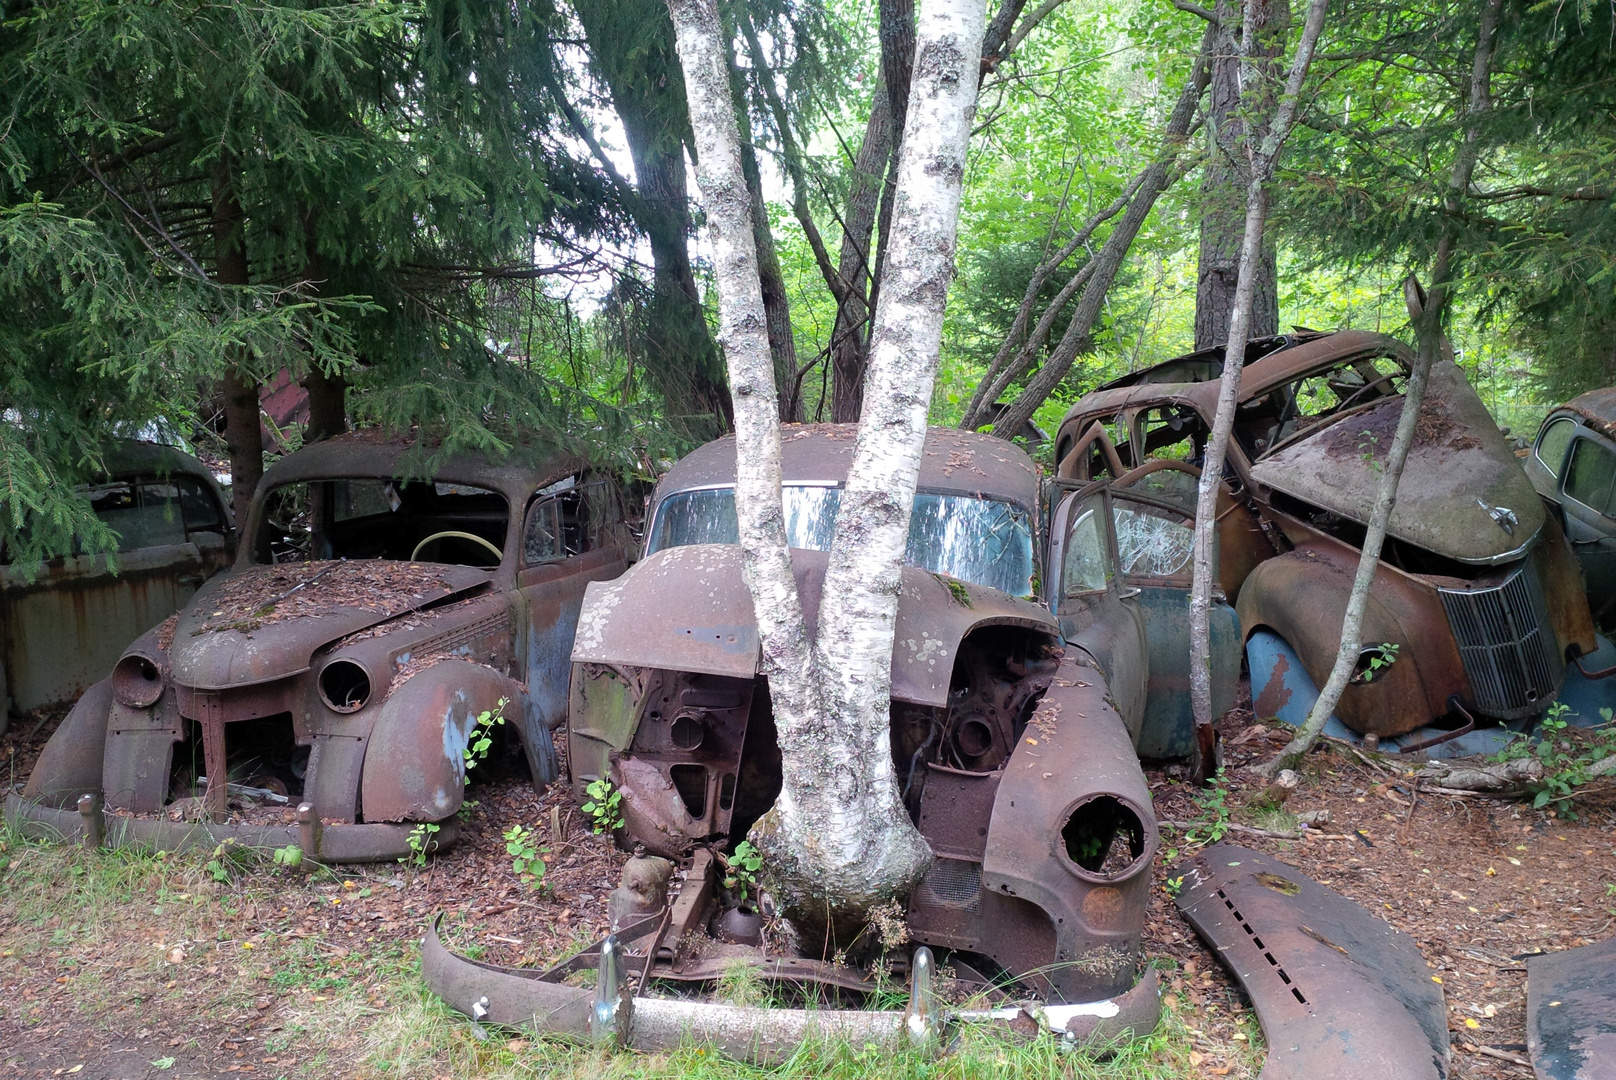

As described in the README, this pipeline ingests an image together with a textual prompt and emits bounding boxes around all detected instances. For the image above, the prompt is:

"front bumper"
[422,916,1162,1061]
[4,790,458,863]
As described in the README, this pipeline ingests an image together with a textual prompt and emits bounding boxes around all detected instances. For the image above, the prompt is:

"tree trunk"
[669,0,984,930]
[574,0,732,435]
[990,28,1213,440]
[829,79,893,423]
[211,160,261,529]
[299,207,346,442]
[1262,0,1503,775]
[726,42,800,422]
[1194,0,1287,351]
[1188,0,1329,782]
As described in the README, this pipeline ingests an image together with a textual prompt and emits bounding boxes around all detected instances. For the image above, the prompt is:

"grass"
[1,819,1208,1080]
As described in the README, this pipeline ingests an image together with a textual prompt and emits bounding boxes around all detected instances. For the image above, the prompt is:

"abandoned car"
[1524,388,1616,626]
[7,432,628,860]
[1055,330,1598,746]
[1,440,232,724]
[425,424,1250,1048]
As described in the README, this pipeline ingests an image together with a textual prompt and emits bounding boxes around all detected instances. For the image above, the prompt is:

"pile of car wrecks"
[6,332,1614,1078]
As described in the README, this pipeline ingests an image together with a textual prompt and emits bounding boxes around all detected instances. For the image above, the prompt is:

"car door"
[0,471,231,716]
[1047,481,1149,745]
[1557,431,1616,621]
[512,474,630,779]
[1104,469,1243,759]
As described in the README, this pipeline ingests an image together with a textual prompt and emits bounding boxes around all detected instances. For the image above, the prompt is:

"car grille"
[1438,561,1561,719]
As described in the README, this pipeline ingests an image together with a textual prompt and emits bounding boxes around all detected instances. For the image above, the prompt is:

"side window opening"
[1138,405,1206,465]
[1536,417,1576,480]
[256,479,509,566]
[1240,353,1408,455]
[1062,500,1111,597]
[1565,438,1616,519]
[1059,415,1132,481]
[524,474,624,566]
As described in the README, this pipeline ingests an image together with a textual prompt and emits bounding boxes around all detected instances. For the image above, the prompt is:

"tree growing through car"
[666,0,984,926]
[1186,0,1329,780]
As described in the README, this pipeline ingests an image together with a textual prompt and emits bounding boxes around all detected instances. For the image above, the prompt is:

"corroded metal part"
[572,545,1057,706]
[1175,844,1449,1080]
[4,791,454,860]
[1526,937,1616,1080]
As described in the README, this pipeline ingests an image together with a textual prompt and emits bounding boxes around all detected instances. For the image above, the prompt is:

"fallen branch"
[1459,1041,1533,1069]
[1417,756,1543,793]
[1159,820,1304,840]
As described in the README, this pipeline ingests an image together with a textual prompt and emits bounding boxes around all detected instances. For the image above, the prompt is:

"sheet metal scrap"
[1527,937,1616,1080]
[1174,843,1449,1080]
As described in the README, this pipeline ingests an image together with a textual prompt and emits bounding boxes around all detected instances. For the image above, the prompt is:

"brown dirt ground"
[4,701,1614,1079]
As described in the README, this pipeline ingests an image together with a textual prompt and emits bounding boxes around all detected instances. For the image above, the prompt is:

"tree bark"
[990,28,1213,440]
[670,0,984,930]
[1194,0,1287,350]
[1188,0,1329,782]
[211,160,261,529]
[726,43,800,422]
[299,207,346,442]
[829,79,893,423]
[1262,0,1504,775]
[574,0,732,435]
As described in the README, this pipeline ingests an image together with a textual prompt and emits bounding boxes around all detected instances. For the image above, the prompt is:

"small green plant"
[400,822,441,867]
[1183,769,1231,847]
[1357,429,1383,471]
[1494,703,1616,818]
[1163,875,1185,897]
[503,824,548,890]
[205,839,245,882]
[462,699,508,781]
[1353,642,1401,683]
[580,778,624,833]
[271,844,302,869]
[456,798,480,821]
[720,840,764,903]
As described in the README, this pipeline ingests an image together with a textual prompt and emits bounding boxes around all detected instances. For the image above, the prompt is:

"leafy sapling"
[504,824,548,890]
[462,698,508,782]
[581,778,624,834]
[721,840,764,904]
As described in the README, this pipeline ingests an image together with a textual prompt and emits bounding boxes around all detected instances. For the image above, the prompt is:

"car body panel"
[1,441,232,716]
[1526,937,1616,1080]
[1527,392,1616,623]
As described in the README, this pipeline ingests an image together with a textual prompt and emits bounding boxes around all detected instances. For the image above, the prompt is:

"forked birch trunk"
[669,0,985,926]
[1261,0,1503,774]
[1187,0,1328,782]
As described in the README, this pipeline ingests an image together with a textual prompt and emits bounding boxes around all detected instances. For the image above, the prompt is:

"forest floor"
[1,704,1612,1080]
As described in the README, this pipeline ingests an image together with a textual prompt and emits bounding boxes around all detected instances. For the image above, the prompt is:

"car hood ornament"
[1477,498,1518,535]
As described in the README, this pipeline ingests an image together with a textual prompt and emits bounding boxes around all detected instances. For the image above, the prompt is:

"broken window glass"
[1062,501,1110,596]
[648,486,1036,596]
[1114,503,1194,577]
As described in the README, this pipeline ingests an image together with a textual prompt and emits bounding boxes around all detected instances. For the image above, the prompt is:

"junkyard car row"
[7,331,1616,1078]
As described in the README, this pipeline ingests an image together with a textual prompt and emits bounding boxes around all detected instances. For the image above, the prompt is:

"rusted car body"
[1056,331,1598,739]
[1,441,232,723]
[8,432,626,861]
[1525,389,1616,626]
[426,424,1244,1046]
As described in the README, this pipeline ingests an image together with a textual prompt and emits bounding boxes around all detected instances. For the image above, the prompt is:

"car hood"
[1250,360,1543,564]
[168,561,493,690]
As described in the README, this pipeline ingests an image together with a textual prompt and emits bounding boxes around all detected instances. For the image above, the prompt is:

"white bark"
[771,0,988,923]
[1263,0,1503,774]
[1187,0,1329,781]
[670,0,987,926]
[666,0,817,764]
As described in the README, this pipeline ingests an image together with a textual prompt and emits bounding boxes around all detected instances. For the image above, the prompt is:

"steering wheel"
[410,530,503,566]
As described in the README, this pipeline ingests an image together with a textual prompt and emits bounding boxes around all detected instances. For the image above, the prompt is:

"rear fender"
[360,660,523,822]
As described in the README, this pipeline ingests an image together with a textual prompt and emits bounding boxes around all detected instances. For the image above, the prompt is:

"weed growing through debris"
[503,824,548,890]
[1182,770,1231,847]
[1493,702,1616,817]
[719,840,763,903]
[463,698,508,780]
[581,778,624,833]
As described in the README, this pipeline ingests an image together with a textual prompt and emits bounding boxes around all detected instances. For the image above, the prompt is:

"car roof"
[256,430,582,504]
[655,424,1039,509]
[102,439,219,484]
[1557,388,1616,441]
[1058,330,1410,434]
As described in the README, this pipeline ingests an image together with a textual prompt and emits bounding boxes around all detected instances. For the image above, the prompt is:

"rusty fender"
[21,676,114,807]
[422,918,1161,1061]
[1526,937,1616,1080]
[572,544,1056,708]
[360,659,523,822]
[1237,547,1456,736]
[980,651,1159,1003]
[1175,844,1449,1080]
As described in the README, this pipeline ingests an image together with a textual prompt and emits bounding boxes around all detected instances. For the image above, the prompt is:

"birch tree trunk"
[1186,0,1329,783]
[669,0,985,928]
[1261,0,1504,774]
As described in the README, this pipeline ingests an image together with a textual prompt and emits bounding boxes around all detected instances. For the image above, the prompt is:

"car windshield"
[647,485,1036,597]
[254,478,509,568]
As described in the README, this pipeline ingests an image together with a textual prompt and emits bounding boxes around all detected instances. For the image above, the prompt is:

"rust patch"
[1252,649,1294,719]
